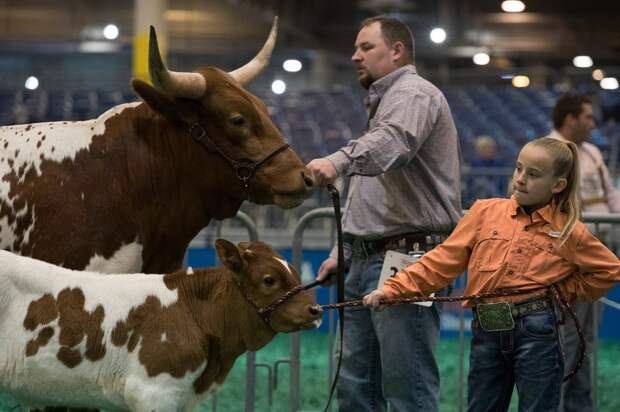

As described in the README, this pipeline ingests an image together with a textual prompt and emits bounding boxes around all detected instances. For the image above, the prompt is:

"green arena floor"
[1,333,619,411]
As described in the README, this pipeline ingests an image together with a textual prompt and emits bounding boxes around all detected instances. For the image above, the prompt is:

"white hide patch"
[0,249,190,411]
[274,257,292,275]
[84,241,144,274]
[186,267,194,275]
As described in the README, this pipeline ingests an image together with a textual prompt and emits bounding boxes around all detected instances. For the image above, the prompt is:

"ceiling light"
[283,59,302,72]
[501,1,526,13]
[103,24,119,40]
[573,55,593,68]
[592,69,604,81]
[430,28,446,44]
[25,76,39,90]
[600,77,619,90]
[512,75,530,88]
[473,53,490,66]
[271,80,286,94]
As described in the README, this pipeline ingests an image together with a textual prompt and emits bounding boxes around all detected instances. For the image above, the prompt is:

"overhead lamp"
[600,77,619,90]
[592,69,604,81]
[501,1,526,12]
[103,24,119,40]
[512,75,530,88]
[25,76,39,90]
[473,52,490,66]
[283,59,302,72]
[572,55,593,68]
[430,28,446,44]
[271,80,286,94]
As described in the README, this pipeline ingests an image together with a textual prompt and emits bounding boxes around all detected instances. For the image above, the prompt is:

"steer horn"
[148,26,206,99]
[229,16,278,86]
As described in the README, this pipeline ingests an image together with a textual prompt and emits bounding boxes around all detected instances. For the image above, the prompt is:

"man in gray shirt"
[308,16,461,411]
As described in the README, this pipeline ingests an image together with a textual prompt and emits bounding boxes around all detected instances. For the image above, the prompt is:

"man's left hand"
[307,158,338,186]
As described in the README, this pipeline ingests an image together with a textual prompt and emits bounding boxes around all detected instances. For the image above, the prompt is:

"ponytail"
[527,137,581,245]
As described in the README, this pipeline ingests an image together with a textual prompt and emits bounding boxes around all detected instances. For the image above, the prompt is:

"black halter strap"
[189,122,290,189]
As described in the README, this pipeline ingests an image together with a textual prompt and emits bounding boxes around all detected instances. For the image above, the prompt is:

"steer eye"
[230,115,245,126]
[263,274,276,286]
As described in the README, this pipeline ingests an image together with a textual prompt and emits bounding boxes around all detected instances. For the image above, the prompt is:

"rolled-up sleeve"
[325,89,439,177]
[559,225,620,302]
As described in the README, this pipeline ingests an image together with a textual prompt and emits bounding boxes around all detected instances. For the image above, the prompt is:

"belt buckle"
[476,302,515,332]
[352,237,369,259]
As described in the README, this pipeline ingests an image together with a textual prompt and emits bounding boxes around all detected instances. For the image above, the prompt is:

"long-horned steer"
[0,17,314,274]
[0,240,322,411]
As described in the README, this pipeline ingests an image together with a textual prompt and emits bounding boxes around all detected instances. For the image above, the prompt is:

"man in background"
[547,93,620,412]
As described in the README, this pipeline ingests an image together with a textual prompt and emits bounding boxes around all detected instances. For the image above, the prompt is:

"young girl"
[364,137,620,411]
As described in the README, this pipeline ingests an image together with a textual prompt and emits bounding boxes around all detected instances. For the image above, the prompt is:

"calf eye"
[230,115,245,126]
[263,275,276,286]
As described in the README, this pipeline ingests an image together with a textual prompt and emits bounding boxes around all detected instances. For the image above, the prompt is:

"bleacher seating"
[0,85,618,211]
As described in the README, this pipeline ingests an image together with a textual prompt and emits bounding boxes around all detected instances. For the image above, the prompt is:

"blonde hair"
[525,137,581,245]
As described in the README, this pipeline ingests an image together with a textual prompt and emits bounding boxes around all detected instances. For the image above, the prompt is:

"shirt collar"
[368,64,417,100]
[509,194,559,224]
[548,129,569,143]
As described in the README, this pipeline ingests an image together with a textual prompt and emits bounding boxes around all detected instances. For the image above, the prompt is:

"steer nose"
[301,170,315,190]
[308,304,323,317]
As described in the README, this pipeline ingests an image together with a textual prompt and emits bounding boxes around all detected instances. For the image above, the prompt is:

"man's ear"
[552,177,568,194]
[215,239,247,273]
[392,41,406,63]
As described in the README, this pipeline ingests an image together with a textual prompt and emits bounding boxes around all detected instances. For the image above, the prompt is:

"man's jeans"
[468,308,564,412]
[336,249,441,412]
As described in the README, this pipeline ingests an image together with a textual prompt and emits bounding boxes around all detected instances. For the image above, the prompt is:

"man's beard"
[358,71,374,89]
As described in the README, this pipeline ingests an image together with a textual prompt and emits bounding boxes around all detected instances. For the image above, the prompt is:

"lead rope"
[319,283,585,382]
[321,184,345,411]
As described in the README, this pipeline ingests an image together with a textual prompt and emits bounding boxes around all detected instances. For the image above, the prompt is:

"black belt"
[348,232,445,259]
[474,296,552,319]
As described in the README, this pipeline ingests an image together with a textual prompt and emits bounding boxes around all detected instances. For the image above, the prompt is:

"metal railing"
[196,209,620,412]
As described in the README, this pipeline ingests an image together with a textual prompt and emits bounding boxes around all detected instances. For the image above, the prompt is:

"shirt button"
[516,248,522,253]
[508,270,514,275]
[524,227,529,231]
[492,230,498,235]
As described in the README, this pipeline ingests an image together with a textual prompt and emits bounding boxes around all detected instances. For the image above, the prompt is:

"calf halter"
[189,122,290,190]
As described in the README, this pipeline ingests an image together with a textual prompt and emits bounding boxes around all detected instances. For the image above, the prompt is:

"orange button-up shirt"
[382,196,620,306]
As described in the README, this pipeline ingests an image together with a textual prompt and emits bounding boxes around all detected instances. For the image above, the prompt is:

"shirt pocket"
[523,234,568,281]
[474,227,512,272]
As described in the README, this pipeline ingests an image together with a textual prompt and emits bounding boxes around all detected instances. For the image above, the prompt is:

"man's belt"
[349,232,445,259]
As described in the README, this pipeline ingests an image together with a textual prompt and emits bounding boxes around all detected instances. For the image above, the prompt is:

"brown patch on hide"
[23,293,58,330]
[23,287,106,368]
[25,326,54,356]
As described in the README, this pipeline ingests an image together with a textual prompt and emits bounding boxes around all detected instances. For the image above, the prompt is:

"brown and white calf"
[0,240,322,411]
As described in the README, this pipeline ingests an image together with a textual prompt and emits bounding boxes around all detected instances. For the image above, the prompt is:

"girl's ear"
[552,177,568,194]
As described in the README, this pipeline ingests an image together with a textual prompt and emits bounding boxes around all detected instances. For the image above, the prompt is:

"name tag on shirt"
[379,250,433,307]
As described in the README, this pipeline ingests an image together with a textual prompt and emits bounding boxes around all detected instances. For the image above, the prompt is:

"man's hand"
[307,158,338,186]
[316,256,338,285]
[363,289,387,311]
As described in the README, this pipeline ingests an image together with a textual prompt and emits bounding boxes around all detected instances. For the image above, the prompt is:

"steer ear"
[215,239,247,273]
[132,78,187,123]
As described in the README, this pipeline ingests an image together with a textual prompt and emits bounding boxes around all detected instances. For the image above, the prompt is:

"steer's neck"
[128,105,245,272]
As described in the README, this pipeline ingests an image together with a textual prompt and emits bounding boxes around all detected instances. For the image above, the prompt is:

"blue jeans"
[336,249,441,412]
[468,308,564,412]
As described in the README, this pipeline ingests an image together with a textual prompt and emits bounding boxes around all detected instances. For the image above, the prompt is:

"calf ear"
[215,239,246,272]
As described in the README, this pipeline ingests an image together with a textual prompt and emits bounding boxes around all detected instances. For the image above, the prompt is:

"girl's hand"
[363,290,387,311]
